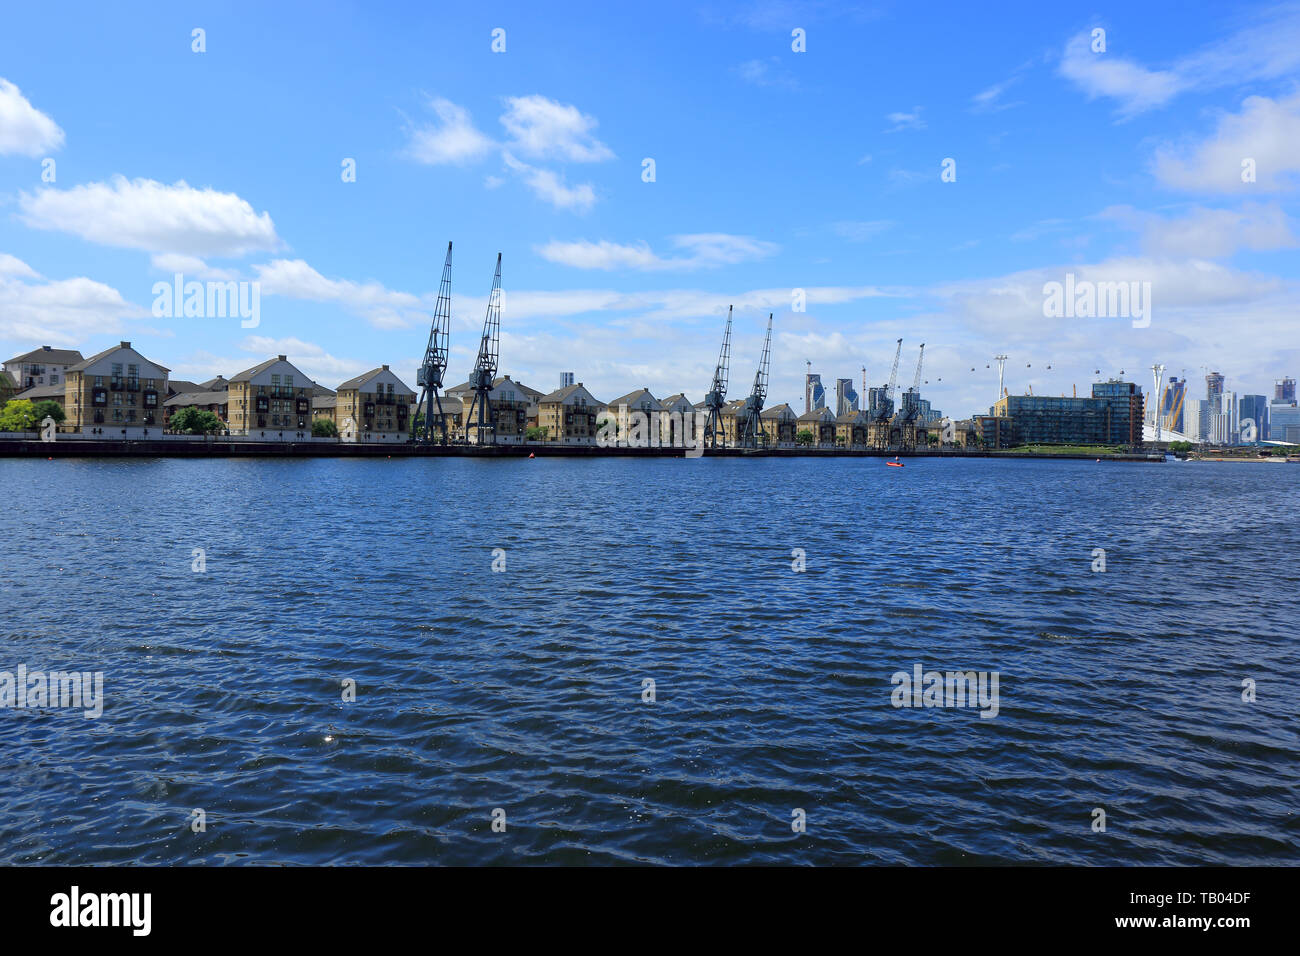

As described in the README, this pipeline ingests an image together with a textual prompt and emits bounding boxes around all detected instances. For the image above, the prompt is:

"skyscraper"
[1239,395,1268,442]
[1275,377,1296,404]
[1160,376,1186,433]
[835,377,859,415]
[561,371,575,388]
[805,373,826,414]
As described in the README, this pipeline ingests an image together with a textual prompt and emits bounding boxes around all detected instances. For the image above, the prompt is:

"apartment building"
[3,345,84,391]
[227,355,314,438]
[659,393,697,446]
[63,341,169,437]
[335,366,415,442]
[797,406,836,446]
[835,409,870,447]
[447,375,541,443]
[760,403,797,446]
[537,382,603,443]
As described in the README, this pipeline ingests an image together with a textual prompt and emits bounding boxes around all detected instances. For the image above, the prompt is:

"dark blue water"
[1,456,1297,865]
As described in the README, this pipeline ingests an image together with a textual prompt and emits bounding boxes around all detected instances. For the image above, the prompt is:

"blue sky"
[1,0,1297,414]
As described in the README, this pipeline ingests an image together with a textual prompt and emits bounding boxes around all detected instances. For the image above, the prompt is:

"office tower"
[1275,377,1296,404]
[805,373,826,414]
[835,377,859,415]
[561,372,575,388]
[1239,395,1268,441]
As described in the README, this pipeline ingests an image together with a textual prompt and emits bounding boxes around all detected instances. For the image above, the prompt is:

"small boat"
[886,460,904,468]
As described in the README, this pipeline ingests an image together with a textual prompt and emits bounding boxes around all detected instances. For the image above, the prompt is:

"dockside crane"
[703,306,732,449]
[463,253,502,445]
[738,313,773,449]
[899,343,925,450]
[415,241,453,443]
[870,337,903,449]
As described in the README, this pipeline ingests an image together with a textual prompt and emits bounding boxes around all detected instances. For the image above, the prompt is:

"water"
[1,456,1297,865]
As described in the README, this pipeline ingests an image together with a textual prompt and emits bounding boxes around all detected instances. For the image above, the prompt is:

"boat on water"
[886,459,904,468]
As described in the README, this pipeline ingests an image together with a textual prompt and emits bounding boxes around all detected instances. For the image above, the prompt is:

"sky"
[1,0,1298,416]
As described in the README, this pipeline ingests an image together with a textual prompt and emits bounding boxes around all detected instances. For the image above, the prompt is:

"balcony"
[109,380,123,391]
[125,380,140,392]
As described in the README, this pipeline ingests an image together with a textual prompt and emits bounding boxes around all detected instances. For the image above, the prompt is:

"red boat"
[886,460,904,468]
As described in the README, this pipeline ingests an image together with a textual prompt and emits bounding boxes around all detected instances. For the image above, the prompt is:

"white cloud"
[884,107,926,132]
[1058,33,1181,117]
[499,95,614,162]
[253,259,425,329]
[1153,93,1300,193]
[501,153,596,212]
[971,75,1024,114]
[1101,203,1297,257]
[0,78,64,157]
[19,176,280,257]
[404,97,496,165]
[0,253,40,279]
[536,234,779,271]
[0,266,144,346]
[1059,8,1300,116]
[150,253,239,281]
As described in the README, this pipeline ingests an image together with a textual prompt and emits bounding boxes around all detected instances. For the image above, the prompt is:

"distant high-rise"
[561,371,574,388]
[835,377,859,415]
[805,373,825,414]
[1275,377,1296,404]
[1202,372,1225,437]
[1239,395,1268,442]
[1160,376,1186,433]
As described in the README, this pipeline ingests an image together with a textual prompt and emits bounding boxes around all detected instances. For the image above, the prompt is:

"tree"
[795,429,814,446]
[170,407,225,434]
[30,399,65,424]
[1168,441,1192,453]
[0,399,38,432]
[312,417,339,438]
[525,425,547,441]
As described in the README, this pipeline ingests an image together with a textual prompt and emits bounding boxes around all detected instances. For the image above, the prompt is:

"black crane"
[870,337,902,448]
[738,313,772,449]
[464,253,502,445]
[703,306,732,449]
[415,241,453,443]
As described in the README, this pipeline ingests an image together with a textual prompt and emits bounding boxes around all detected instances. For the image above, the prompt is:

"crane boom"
[703,306,732,449]
[887,338,903,401]
[465,253,502,444]
[416,241,452,443]
[912,343,925,390]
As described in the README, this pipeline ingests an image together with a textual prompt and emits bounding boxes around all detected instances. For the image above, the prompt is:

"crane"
[415,241,453,443]
[739,313,772,449]
[869,338,902,449]
[463,253,502,445]
[898,343,925,451]
[703,306,732,449]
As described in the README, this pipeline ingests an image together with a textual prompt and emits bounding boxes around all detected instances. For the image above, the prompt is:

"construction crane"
[415,241,453,443]
[738,313,772,449]
[898,343,925,451]
[869,337,902,449]
[463,253,502,445]
[703,306,732,449]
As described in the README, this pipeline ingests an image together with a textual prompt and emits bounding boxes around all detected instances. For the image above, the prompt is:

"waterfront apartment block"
[63,341,169,437]
[335,366,415,442]
[798,406,836,446]
[835,409,870,447]
[991,381,1145,446]
[760,403,797,446]
[3,345,84,391]
[659,393,697,446]
[227,355,314,438]
[537,382,603,443]
[446,375,541,443]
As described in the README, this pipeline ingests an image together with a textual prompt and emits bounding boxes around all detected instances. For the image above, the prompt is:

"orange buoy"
[528,452,535,459]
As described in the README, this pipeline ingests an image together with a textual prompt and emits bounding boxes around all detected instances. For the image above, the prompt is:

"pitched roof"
[539,383,599,404]
[311,395,336,409]
[68,342,169,374]
[660,393,693,408]
[15,383,65,400]
[836,410,869,424]
[311,382,335,397]
[798,406,835,422]
[164,390,228,407]
[4,346,84,367]
[167,380,203,395]
[605,388,663,410]
[228,356,285,383]
[336,367,414,393]
[198,375,229,391]
[761,403,795,419]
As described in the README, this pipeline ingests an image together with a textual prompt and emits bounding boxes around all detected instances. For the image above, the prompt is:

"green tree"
[312,417,339,438]
[0,399,39,431]
[30,399,65,424]
[170,407,225,434]
[1168,441,1192,453]
[795,429,814,446]
[525,425,547,441]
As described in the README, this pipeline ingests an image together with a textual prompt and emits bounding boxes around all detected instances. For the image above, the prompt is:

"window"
[113,394,122,406]
[112,363,123,378]
[94,375,104,387]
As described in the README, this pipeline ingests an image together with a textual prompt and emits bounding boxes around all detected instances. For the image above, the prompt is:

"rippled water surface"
[2,456,1297,865]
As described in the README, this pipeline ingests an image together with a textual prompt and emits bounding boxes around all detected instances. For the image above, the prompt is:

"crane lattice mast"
[703,306,732,449]
[416,241,452,443]
[739,313,772,449]
[464,253,502,445]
